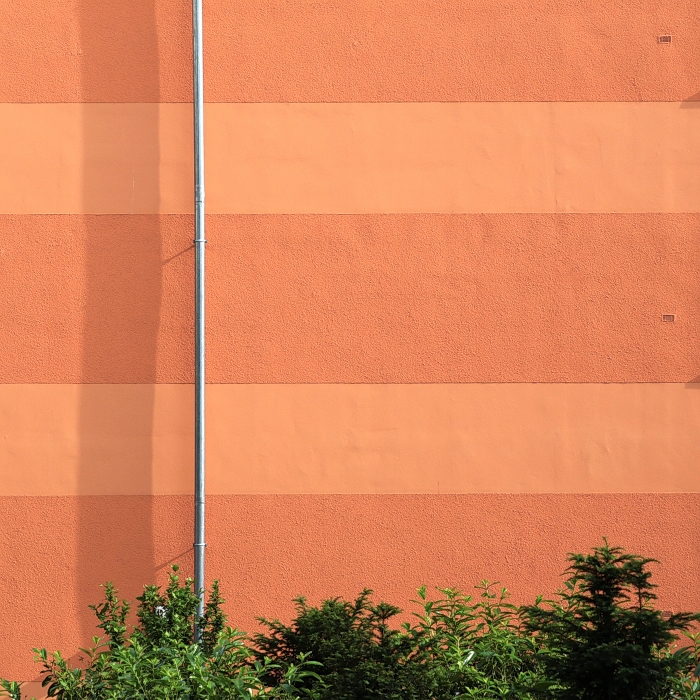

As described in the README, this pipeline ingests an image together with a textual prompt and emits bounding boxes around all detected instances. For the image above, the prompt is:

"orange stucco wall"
[2,0,699,102]
[1,214,699,383]
[1,0,700,684]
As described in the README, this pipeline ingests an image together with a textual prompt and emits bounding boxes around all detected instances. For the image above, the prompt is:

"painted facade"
[1,0,700,681]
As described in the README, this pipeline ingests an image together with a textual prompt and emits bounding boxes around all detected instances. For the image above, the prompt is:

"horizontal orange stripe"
[2,103,700,214]
[2,494,699,680]
[0,104,191,214]
[1,214,699,383]
[205,103,700,214]
[2,1,699,102]
[3,383,700,495]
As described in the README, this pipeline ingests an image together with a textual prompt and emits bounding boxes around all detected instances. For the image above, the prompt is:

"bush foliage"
[521,542,699,699]
[2,543,700,699]
[2,567,320,700]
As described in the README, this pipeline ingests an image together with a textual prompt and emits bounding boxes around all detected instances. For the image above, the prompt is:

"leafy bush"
[4,567,320,700]
[253,583,551,699]
[254,590,433,700]
[521,541,700,700]
[670,631,700,699]
[410,582,550,698]
[3,543,699,700]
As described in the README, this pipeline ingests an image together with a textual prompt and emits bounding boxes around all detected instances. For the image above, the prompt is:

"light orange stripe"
[2,494,700,680]
[1,103,700,214]
[2,383,700,496]
[2,214,699,384]
[0,104,191,214]
[2,0,699,102]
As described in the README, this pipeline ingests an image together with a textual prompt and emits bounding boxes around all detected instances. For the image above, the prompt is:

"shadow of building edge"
[77,0,162,650]
[680,91,700,108]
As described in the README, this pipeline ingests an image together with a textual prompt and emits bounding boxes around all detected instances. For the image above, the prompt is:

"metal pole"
[192,0,206,642]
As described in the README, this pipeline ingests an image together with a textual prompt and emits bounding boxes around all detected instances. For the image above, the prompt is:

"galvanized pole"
[192,0,206,642]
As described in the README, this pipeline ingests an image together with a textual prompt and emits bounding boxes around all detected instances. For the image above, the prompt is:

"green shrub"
[521,541,700,700]
[254,590,434,700]
[3,543,699,700]
[254,584,550,699]
[410,582,551,698]
[670,631,700,699]
[7,567,320,700]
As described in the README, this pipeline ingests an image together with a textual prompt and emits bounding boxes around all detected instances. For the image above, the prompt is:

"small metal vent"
[662,314,675,322]
[658,35,672,43]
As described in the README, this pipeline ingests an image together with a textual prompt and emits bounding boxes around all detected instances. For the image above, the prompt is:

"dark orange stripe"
[2,0,700,102]
[2,494,700,680]
[1,214,699,383]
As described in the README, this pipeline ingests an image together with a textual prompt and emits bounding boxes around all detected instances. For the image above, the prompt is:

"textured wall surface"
[1,0,699,683]
[1,0,700,102]
[2,214,699,383]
